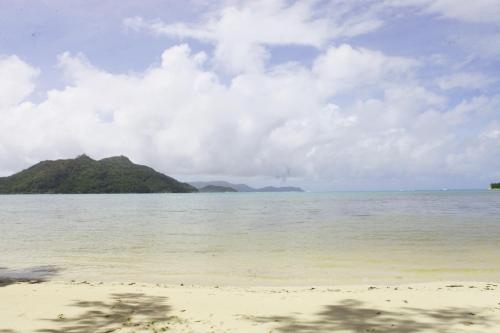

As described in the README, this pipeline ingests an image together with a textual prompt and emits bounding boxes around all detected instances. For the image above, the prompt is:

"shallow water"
[1,191,499,286]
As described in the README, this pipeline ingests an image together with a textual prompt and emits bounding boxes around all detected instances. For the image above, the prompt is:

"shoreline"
[1,280,499,332]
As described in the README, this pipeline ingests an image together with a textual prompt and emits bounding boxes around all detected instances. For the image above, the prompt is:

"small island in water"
[0,155,305,194]
[199,185,238,193]
[189,180,304,192]
[0,154,197,194]
[491,183,500,189]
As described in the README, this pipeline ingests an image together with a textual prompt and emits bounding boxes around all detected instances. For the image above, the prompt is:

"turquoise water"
[1,191,499,285]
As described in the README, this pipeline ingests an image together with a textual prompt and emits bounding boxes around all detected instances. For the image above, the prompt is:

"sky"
[1,0,500,191]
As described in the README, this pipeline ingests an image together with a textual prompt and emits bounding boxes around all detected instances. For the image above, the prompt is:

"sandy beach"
[1,280,499,332]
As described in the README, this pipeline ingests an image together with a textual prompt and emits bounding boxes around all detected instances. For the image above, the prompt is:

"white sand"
[1,281,499,332]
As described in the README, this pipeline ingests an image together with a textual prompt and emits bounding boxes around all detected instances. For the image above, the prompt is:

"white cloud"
[124,0,384,74]
[425,0,500,23]
[437,72,496,90]
[313,44,418,95]
[0,55,39,109]
[445,95,500,125]
[2,0,500,191]
[446,122,500,178]
[1,42,499,189]
[385,0,500,23]
[124,16,215,41]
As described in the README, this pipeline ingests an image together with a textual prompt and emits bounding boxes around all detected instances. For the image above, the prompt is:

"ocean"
[1,191,499,286]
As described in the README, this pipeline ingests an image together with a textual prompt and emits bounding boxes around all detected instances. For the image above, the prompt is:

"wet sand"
[1,280,499,332]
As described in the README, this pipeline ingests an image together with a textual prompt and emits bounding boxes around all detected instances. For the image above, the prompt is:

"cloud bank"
[1,0,500,189]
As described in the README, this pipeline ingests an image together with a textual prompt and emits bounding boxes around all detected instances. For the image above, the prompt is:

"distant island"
[199,185,237,193]
[0,155,198,194]
[491,183,500,189]
[0,156,305,194]
[189,181,304,192]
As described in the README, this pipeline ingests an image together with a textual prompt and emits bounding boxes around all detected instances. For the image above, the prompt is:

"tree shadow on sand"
[250,299,499,333]
[0,266,59,287]
[37,292,176,333]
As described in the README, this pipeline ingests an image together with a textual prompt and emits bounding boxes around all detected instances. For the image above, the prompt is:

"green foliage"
[199,185,237,192]
[491,183,500,189]
[0,154,198,194]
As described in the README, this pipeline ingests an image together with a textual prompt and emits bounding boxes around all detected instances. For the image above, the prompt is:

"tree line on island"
[189,181,303,193]
[0,155,304,194]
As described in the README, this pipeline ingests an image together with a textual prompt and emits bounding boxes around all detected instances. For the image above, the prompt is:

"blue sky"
[1,0,500,190]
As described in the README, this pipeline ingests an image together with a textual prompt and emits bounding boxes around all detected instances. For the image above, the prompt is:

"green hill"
[491,183,500,189]
[189,181,304,192]
[199,185,237,192]
[0,155,198,194]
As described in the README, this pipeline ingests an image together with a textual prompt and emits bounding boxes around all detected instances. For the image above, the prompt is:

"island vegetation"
[491,183,500,189]
[199,185,238,193]
[0,155,307,194]
[0,155,198,194]
[189,181,304,192]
